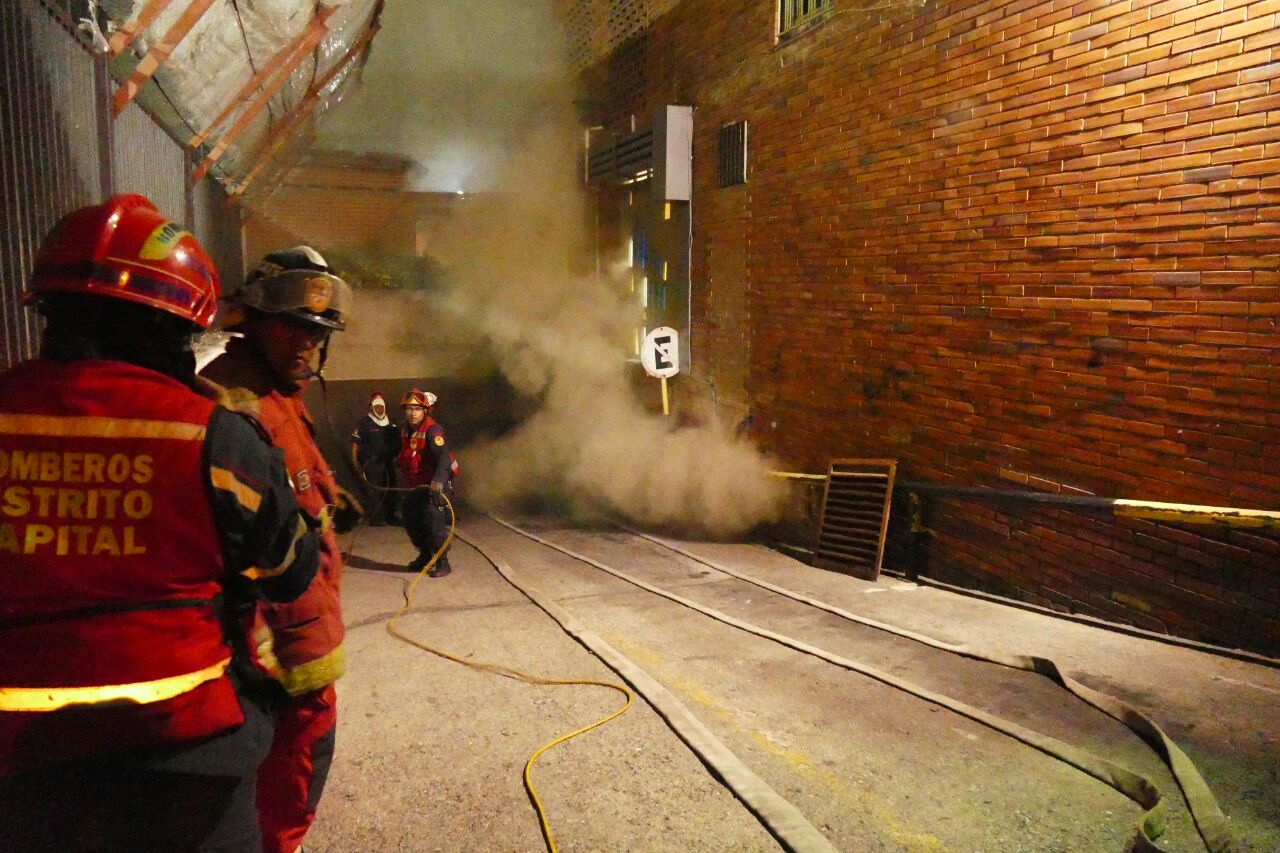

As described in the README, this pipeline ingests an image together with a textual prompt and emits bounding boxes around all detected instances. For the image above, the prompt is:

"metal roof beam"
[230,23,381,196]
[112,0,218,118]
[190,6,336,183]
[107,0,174,57]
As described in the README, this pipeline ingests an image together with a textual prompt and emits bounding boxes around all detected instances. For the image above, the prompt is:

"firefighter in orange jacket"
[397,388,459,577]
[0,195,321,852]
[200,245,357,853]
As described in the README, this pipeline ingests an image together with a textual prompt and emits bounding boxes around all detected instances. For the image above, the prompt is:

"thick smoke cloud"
[320,0,785,536]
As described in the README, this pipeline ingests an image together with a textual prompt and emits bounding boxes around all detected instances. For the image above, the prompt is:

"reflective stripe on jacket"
[0,359,243,775]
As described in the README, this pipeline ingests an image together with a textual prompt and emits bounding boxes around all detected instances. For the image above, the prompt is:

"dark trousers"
[403,484,452,560]
[0,690,274,852]
[359,459,399,523]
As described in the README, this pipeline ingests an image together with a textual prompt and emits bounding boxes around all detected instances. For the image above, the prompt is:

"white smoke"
[320,0,787,536]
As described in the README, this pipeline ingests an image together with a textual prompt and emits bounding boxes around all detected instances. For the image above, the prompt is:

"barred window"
[717,122,747,188]
[778,0,832,37]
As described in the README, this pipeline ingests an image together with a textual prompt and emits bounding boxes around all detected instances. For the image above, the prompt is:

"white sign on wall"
[641,327,680,379]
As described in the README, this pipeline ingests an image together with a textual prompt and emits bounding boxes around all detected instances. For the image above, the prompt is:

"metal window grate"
[717,121,747,187]
[813,459,896,580]
[778,0,832,36]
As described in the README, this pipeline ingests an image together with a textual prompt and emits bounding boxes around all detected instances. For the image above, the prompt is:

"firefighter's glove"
[332,487,364,534]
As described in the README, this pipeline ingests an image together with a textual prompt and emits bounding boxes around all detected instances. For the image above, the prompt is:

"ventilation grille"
[717,121,747,187]
[813,459,896,580]
[779,0,833,37]
[561,0,681,74]
[605,31,649,112]
[587,127,654,186]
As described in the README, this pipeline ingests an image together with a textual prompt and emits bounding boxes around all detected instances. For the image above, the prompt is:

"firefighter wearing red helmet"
[0,194,321,851]
[397,387,459,576]
[201,244,359,853]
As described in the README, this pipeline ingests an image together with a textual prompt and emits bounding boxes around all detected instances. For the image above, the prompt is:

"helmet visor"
[236,269,351,330]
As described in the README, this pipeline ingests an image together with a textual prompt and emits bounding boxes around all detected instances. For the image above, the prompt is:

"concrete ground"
[306,512,1280,852]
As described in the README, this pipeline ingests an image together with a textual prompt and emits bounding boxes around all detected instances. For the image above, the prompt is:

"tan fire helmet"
[224,245,352,331]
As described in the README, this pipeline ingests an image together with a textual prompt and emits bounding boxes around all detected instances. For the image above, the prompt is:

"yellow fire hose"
[466,520,839,852]
[345,477,633,853]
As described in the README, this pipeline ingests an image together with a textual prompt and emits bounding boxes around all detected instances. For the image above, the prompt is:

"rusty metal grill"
[779,0,833,36]
[814,459,896,580]
[717,121,747,187]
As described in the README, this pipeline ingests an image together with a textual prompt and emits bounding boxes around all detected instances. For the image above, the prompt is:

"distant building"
[243,150,462,265]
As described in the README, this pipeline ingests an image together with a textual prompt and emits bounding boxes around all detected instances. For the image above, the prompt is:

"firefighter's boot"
[428,555,451,578]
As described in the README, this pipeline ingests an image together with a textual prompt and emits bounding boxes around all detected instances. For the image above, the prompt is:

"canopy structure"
[58,0,384,199]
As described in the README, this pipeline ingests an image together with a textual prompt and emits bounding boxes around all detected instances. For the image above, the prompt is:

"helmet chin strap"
[301,333,332,381]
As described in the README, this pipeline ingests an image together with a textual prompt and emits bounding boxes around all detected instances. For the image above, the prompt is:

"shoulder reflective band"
[210,465,264,513]
[0,657,231,712]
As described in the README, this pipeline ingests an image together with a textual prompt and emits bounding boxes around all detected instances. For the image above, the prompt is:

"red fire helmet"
[27,194,220,329]
[401,388,437,408]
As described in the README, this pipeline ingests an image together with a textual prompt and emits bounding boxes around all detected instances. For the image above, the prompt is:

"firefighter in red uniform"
[397,388,459,577]
[0,195,321,852]
[201,245,357,853]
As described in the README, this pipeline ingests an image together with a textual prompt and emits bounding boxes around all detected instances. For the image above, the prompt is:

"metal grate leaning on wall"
[0,0,243,372]
[814,459,897,580]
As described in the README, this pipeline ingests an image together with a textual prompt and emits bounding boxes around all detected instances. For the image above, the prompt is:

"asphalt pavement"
[305,513,1280,852]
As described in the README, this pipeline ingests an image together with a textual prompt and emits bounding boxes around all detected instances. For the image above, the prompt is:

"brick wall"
[583,0,1280,653]
[243,151,457,266]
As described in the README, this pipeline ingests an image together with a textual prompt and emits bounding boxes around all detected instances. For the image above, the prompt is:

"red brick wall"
[242,154,458,268]
[584,0,1280,653]
[244,182,418,265]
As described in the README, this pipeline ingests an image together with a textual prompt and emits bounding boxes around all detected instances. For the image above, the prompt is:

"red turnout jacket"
[0,361,241,774]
